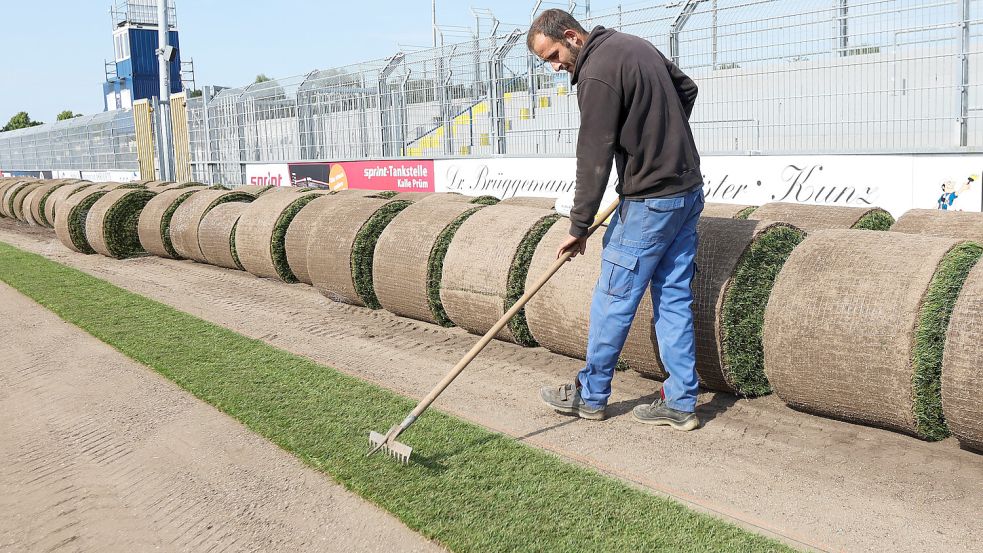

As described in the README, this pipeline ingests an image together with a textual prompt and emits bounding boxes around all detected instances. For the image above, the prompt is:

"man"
[528,10,704,430]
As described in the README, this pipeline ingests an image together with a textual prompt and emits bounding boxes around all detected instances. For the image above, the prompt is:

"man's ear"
[564,29,582,47]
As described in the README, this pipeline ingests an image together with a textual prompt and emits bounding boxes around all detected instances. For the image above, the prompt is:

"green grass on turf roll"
[84,188,158,259]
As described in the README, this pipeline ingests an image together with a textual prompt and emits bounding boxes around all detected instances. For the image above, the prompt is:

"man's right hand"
[557,234,589,259]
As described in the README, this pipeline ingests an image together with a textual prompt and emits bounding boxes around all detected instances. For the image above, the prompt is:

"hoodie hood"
[571,26,617,85]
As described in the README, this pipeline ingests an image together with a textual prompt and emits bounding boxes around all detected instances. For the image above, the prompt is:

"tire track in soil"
[4,220,983,552]
[0,278,444,553]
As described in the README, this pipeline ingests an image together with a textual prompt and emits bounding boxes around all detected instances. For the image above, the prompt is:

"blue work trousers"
[577,187,703,412]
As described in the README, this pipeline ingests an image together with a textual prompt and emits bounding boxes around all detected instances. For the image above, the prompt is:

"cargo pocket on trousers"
[599,248,638,298]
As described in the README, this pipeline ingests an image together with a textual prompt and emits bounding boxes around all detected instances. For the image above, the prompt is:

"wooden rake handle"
[405,198,621,421]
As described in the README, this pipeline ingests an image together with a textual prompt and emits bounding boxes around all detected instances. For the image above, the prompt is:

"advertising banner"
[52,170,83,179]
[245,164,291,187]
[287,160,435,192]
[80,170,139,182]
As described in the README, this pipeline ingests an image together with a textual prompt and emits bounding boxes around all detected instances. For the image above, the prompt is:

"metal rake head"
[367,427,413,465]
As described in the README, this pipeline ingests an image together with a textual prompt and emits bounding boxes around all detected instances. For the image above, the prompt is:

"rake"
[368,198,620,464]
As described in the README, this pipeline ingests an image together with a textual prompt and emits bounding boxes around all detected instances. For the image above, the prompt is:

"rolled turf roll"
[84,188,158,258]
[440,205,560,345]
[498,196,556,210]
[891,209,983,242]
[44,182,93,226]
[136,187,207,259]
[169,189,255,263]
[235,190,326,282]
[308,196,413,307]
[199,202,251,270]
[54,187,110,254]
[10,181,46,222]
[284,195,333,285]
[21,181,62,225]
[942,262,983,452]
[0,180,24,216]
[373,198,487,326]
[235,184,276,196]
[701,203,758,219]
[1,180,34,218]
[26,180,79,227]
[749,202,894,232]
[764,230,982,440]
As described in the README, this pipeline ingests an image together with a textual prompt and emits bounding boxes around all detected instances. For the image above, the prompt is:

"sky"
[0,0,630,124]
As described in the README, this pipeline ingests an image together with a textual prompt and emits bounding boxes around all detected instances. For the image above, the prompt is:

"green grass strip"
[272,194,320,283]
[160,190,200,258]
[375,190,399,199]
[68,191,109,254]
[470,195,499,205]
[720,225,806,397]
[735,206,757,220]
[230,219,244,270]
[506,214,560,346]
[0,240,793,553]
[427,207,483,327]
[912,241,983,441]
[352,200,412,309]
[852,209,894,231]
[103,190,157,258]
[208,184,230,190]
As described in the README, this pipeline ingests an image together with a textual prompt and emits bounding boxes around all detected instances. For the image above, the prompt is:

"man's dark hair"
[526,9,588,50]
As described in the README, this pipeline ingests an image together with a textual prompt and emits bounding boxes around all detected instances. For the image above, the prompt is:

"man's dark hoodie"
[569,26,702,237]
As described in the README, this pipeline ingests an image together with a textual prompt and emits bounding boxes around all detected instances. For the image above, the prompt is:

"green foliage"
[272,194,320,283]
[36,183,71,226]
[427,207,482,327]
[2,111,43,132]
[912,242,983,440]
[720,225,805,396]
[68,192,109,254]
[56,110,82,121]
[352,200,412,309]
[506,214,561,346]
[735,206,758,220]
[852,209,895,231]
[0,241,794,553]
[254,74,272,83]
[470,195,500,205]
[101,190,157,258]
[230,219,243,270]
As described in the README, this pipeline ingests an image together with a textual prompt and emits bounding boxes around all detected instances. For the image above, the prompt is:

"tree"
[187,89,203,98]
[254,74,271,83]
[2,112,43,132]
[56,110,82,121]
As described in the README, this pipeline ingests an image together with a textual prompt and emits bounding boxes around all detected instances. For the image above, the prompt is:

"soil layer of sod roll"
[892,208,983,242]
[169,190,255,263]
[44,182,93,227]
[307,196,411,307]
[84,188,158,259]
[941,261,983,452]
[136,187,206,259]
[702,203,758,219]
[284,195,333,285]
[524,221,607,361]
[764,230,982,440]
[0,180,27,217]
[440,205,559,345]
[199,202,251,270]
[235,184,275,196]
[54,188,110,254]
[235,190,326,282]
[621,219,804,395]
[4,181,40,220]
[749,202,894,232]
[497,196,555,209]
[373,199,487,325]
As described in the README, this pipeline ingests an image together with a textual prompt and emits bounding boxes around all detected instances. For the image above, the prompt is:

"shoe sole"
[632,413,699,431]
[541,399,606,421]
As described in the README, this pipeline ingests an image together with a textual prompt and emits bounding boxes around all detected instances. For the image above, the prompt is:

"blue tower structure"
[104,1,183,111]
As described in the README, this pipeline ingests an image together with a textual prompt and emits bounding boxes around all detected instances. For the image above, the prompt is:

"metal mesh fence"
[0,110,138,173]
[3,0,983,180]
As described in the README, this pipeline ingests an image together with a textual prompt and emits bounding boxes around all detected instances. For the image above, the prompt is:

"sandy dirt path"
[4,220,983,552]
[0,280,443,553]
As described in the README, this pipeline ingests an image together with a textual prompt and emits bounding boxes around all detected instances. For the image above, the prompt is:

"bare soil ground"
[0,279,443,553]
[4,219,983,552]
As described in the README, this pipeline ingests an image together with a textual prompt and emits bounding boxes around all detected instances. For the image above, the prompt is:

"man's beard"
[567,44,582,70]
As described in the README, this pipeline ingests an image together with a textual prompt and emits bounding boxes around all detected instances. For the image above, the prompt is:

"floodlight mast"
[157,0,174,180]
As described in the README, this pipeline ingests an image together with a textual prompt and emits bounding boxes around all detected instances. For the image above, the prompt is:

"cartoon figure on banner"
[937,174,976,210]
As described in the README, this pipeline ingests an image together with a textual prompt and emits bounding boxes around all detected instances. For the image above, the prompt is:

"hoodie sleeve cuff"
[569,222,590,238]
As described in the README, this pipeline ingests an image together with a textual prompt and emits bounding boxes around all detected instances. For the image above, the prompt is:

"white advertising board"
[80,170,139,183]
[244,164,291,187]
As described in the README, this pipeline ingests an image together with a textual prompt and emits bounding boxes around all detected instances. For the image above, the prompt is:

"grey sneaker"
[632,399,699,431]
[540,382,606,421]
